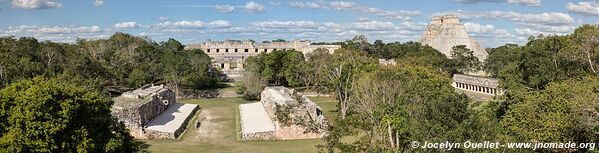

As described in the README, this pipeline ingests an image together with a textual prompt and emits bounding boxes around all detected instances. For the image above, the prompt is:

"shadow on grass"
[134,140,152,153]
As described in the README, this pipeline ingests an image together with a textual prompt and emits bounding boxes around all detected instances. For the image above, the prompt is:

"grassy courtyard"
[142,96,337,153]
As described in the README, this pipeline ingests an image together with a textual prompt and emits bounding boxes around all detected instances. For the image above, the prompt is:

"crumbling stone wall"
[259,86,328,139]
[144,105,199,139]
[242,131,276,140]
[111,85,176,139]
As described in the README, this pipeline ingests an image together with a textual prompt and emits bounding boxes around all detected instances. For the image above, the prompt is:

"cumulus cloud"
[566,1,599,16]
[94,0,104,6]
[329,1,356,10]
[288,1,326,9]
[208,20,233,28]
[464,22,497,33]
[454,0,540,7]
[215,5,235,13]
[154,20,232,29]
[438,10,574,26]
[244,1,265,13]
[288,1,420,21]
[11,0,62,9]
[250,21,319,29]
[514,23,575,36]
[5,25,102,34]
[114,22,140,28]
[158,17,169,22]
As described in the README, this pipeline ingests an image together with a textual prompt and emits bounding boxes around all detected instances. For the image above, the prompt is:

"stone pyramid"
[420,15,488,61]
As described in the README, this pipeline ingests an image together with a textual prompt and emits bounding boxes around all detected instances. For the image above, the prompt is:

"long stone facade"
[239,86,328,140]
[420,15,488,61]
[452,74,503,95]
[111,84,199,139]
[185,40,340,79]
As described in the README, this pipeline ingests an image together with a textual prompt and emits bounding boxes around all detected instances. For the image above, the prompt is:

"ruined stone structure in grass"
[185,40,340,80]
[420,15,488,62]
[111,84,199,139]
[239,86,328,140]
[452,74,503,95]
[378,59,397,66]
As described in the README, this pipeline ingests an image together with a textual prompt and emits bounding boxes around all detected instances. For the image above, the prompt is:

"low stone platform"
[239,102,276,140]
[145,103,199,139]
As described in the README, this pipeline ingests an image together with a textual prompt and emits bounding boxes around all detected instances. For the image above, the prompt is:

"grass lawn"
[142,96,337,153]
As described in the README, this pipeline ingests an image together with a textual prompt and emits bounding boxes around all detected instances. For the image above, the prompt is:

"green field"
[142,96,337,153]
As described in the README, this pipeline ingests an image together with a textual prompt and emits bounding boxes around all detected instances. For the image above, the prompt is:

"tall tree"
[325,48,376,119]
[450,45,481,74]
[0,77,138,152]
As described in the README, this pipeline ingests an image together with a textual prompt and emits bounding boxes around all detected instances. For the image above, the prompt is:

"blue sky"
[1,0,598,47]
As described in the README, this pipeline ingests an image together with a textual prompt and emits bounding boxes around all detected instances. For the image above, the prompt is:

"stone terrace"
[145,103,199,139]
[239,102,276,140]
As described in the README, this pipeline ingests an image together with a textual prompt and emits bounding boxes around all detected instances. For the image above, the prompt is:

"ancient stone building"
[239,86,328,140]
[112,84,199,139]
[420,15,488,61]
[378,59,397,66]
[185,40,340,79]
[452,74,503,95]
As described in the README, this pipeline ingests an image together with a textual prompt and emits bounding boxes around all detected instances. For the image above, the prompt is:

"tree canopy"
[0,77,138,152]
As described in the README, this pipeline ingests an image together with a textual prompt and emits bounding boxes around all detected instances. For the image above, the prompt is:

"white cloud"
[454,0,540,7]
[94,0,104,6]
[329,1,356,10]
[464,23,497,33]
[209,20,232,28]
[5,25,102,34]
[566,1,599,16]
[154,20,233,29]
[244,1,265,13]
[158,17,169,22]
[439,10,574,26]
[514,23,575,36]
[172,21,206,28]
[288,1,420,21]
[114,22,140,28]
[288,1,326,9]
[215,5,235,13]
[250,21,319,29]
[11,0,62,9]
[506,0,540,6]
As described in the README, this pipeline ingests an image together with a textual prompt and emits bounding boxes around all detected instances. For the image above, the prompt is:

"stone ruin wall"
[452,74,498,88]
[143,105,199,139]
[258,87,328,140]
[111,85,176,139]
[241,131,276,140]
[185,40,340,72]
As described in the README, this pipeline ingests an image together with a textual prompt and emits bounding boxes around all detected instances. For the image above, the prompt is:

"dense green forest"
[0,32,221,92]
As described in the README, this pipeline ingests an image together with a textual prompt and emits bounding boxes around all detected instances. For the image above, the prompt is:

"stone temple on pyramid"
[420,15,488,61]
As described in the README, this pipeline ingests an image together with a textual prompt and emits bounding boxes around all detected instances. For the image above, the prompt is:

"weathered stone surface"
[112,84,175,138]
[111,84,196,139]
[239,86,328,140]
[145,103,199,139]
[420,15,488,61]
[452,74,503,96]
[378,59,396,66]
[452,74,498,88]
[185,39,340,79]
[239,102,276,140]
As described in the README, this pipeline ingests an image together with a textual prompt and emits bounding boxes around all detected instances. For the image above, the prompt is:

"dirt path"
[195,109,224,140]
